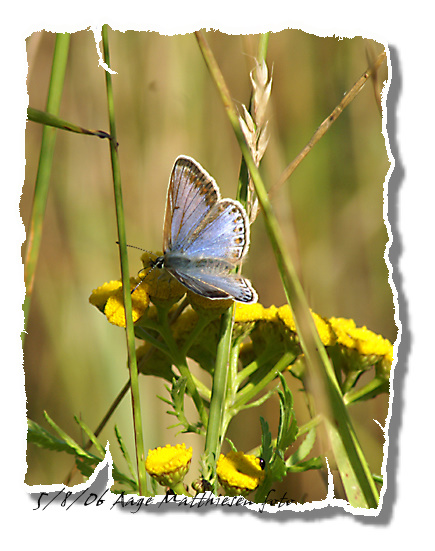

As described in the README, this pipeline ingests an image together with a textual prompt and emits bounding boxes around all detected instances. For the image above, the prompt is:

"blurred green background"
[24,28,394,501]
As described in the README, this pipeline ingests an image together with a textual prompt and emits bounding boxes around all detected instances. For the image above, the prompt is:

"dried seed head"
[237,58,273,223]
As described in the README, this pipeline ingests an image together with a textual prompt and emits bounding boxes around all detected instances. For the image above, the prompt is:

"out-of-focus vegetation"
[24,29,393,502]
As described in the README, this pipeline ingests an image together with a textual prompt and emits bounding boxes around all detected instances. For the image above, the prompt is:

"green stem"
[158,312,209,429]
[203,306,234,491]
[344,377,389,405]
[101,24,147,497]
[23,33,70,341]
[342,370,362,394]
[233,350,295,410]
[257,32,270,63]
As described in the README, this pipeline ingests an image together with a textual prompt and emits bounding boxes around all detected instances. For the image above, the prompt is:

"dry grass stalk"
[238,59,272,222]
[270,50,387,197]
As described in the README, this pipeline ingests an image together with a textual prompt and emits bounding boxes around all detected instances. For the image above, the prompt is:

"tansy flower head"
[145,444,193,489]
[277,305,336,347]
[187,290,234,314]
[89,279,123,312]
[217,451,265,496]
[234,302,269,323]
[139,251,186,306]
[329,317,394,373]
[89,279,150,327]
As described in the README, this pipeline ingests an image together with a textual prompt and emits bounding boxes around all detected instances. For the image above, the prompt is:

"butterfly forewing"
[163,156,219,253]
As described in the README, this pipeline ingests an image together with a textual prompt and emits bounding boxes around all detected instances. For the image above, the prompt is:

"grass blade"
[27,107,111,140]
[23,33,70,340]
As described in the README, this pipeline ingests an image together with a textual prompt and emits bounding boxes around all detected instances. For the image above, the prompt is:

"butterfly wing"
[163,156,220,253]
[179,198,249,263]
[162,155,257,303]
[164,257,257,303]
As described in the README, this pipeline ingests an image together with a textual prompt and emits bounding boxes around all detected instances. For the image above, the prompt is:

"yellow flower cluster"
[234,303,393,373]
[89,263,394,376]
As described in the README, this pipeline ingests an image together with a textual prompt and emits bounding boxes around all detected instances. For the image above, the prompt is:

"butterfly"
[152,155,257,304]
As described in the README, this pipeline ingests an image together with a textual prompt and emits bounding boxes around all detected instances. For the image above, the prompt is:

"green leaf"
[286,427,317,467]
[42,412,97,460]
[28,418,81,456]
[225,438,238,452]
[27,107,111,140]
[159,378,203,434]
[276,374,298,452]
[259,416,273,465]
[28,416,138,492]
[115,425,138,485]
[74,416,105,457]
[287,456,324,473]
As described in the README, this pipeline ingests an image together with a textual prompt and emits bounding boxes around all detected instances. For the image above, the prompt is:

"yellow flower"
[234,302,269,323]
[329,317,357,349]
[89,279,124,312]
[277,305,336,347]
[89,278,150,327]
[139,251,186,305]
[145,444,193,489]
[330,316,394,372]
[187,291,234,313]
[311,312,337,347]
[217,451,265,496]
[276,304,297,333]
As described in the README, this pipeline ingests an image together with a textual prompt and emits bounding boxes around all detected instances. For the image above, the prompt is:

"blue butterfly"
[153,156,257,304]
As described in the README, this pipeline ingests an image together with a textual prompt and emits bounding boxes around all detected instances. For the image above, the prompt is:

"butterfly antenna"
[131,257,161,295]
[115,241,152,253]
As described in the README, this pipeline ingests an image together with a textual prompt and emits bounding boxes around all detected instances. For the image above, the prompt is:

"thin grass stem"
[101,24,148,496]
[271,50,387,195]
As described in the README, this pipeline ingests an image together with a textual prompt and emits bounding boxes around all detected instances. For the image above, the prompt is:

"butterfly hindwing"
[165,258,257,303]
[180,199,249,263]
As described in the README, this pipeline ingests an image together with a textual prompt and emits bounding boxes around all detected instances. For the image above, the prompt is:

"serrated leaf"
[224,438,238,452]
[268,450,287,483]
[286,456,324,473]
[259,416,273,465]
[28,417,138,492]
[74,416,105,457]
[276,374,298,452]
[162,378,203,434]
[287,426,317,467]
[28,418,76,455]
[43,411,93,459]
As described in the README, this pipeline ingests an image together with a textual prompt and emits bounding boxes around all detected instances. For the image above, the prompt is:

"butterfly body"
[157,156,257,304]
